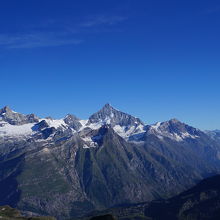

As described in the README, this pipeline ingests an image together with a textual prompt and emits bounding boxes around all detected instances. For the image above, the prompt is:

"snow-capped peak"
[75,104,145,141]
[0,106,39,125]
[0,106,12,113]
[147,119,201,141]
[0,105,204,145]
[87,103,144,127]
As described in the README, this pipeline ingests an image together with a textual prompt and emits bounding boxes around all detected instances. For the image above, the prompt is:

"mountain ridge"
[0,104,211,142]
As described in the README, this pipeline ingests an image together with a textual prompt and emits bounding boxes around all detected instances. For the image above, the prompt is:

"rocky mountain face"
[0,106,39,125]
[64,114,82,131]
[87,175,220,220]
[88,103,143,127]
[0,104,220,220]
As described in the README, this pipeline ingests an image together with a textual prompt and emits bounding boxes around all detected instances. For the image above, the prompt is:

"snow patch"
[113,124,145,140]
[43,118,66,129]
[79,119,88,127]
[81,136,98,148]
[149,123,199,142]
[0,122,35,137]
[151,122,162,131]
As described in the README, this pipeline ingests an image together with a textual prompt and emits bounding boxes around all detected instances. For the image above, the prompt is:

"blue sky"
[0,0,220,130]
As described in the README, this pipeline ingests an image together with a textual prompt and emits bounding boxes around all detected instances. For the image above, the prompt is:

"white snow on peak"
[0,106,201,145]
[43,118,67,129]
[79,117,146,141]
[78,117,146,144]
[148,122,199,142]
[79,119,88,127]
[0,117,69,138]
[84,121,102,130]
[150,122,162,131]
[113,124,145,140]
[79,118,111,131]
[0,122,35,137]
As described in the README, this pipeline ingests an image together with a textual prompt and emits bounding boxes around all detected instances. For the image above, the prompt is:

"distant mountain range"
[0,104,220,220]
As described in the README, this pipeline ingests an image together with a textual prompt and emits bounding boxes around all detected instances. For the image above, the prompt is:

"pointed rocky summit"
[88,103,144,127]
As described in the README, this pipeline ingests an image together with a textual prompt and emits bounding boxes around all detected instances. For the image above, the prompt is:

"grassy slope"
[0,205,55,220]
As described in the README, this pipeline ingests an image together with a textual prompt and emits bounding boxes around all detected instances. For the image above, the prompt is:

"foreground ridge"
[84,175,220,220]
[0,205,55,220]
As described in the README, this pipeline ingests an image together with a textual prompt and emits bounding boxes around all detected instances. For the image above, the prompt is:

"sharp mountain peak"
[99,103,119,112]
[0,105,14,114]
[168,118,181,123]
[88,103,144,127]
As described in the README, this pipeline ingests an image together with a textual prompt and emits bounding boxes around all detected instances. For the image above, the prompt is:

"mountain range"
[0,104,220,219]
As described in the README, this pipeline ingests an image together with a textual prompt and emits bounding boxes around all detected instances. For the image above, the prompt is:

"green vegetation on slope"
[0,205,55,220]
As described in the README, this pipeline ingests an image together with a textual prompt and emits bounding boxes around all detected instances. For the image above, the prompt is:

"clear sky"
[0,0,220,130]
